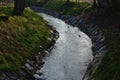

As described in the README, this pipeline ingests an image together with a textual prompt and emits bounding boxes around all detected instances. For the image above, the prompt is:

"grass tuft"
[0,7,52,72]
[44,0,91,16]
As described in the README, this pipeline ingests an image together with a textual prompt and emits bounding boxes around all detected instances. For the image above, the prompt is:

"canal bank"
[0,7,59,80]
[31,6,107,80]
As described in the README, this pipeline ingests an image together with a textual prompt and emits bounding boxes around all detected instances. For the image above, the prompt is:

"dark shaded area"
[13,0,26,16]
[82,8,120,32]
[93,0,120,12]
[0,16,9,21]
[81,7,120,80]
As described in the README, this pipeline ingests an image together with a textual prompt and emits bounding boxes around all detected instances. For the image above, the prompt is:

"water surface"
[39,13,93,80]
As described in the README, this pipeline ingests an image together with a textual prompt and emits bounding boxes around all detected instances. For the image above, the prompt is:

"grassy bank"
[0,7,52,72]
[82,9,120,80]
[89,22,120,80]
[44,0,91,16]
[91,30,120,80]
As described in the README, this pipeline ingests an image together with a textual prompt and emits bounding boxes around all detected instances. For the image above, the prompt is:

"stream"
[37,13,93,80]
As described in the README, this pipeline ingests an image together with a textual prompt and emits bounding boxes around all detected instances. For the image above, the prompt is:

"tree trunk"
[13,0,26,16]
[97,0,102,8]
[93,0,97,7]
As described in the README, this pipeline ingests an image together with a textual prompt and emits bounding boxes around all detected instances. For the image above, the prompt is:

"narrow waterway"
[39,13,93,80]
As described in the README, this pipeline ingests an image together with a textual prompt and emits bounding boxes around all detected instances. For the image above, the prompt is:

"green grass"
[0,7,13,16]
[44,0,65,10]
[89,28,120,80]
[0,7,52,72]
[26,0,37,6]
[44,0,91,16]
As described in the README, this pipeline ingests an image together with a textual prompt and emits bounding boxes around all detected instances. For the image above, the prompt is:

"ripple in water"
[38,13,93,80]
